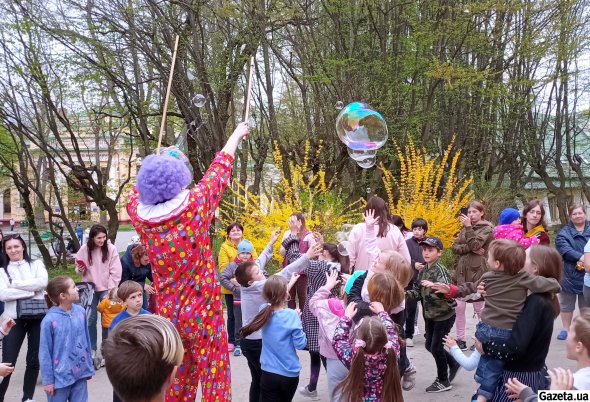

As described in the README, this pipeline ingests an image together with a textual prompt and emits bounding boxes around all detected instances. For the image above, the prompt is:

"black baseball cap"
[421,236,443,250]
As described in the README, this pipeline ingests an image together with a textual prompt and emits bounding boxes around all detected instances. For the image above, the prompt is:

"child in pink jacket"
[309,270,347,401]
[494,208,540,249]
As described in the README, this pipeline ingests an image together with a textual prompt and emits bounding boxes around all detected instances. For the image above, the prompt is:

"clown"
[126,122,249,401]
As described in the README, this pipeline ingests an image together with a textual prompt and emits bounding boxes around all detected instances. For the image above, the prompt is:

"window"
[3,189,11,214]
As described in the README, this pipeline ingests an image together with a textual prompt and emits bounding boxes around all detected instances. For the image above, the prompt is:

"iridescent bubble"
[192,94,206,108]
[347,147,377,162]
[356,155,377,169]
[336,102,388,150]
[337,241,349,256]
[335,101,344,110]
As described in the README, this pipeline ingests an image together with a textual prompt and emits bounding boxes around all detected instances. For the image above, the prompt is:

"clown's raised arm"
[125,121,249,402]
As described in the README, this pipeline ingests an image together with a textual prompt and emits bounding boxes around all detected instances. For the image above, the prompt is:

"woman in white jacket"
[0,234,48,402]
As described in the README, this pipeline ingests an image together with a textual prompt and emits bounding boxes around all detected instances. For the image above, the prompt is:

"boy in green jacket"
[407,236,460,393]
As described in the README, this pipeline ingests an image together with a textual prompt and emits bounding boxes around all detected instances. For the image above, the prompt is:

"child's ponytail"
[45,275,73,308]
[382,347,404,401]
[240,304,273,337]
[333,347,367,402]
[239,275,288,337]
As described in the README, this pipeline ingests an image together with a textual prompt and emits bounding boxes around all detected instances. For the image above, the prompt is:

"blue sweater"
[109,308,151,331]
[39,304,95,388]
[260,307,307,377]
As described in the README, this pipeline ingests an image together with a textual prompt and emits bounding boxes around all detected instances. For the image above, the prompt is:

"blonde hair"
[103,315,184,402]
[572,309,590,353]
[367,273,404,313]
[380,250,413,288]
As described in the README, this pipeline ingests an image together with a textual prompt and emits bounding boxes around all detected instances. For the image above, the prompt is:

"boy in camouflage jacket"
[406,236,460,393]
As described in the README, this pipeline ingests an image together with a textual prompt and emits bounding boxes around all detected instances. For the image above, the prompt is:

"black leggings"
[307,351,327,391]
[0,318,42,402]
[260,370,299,402]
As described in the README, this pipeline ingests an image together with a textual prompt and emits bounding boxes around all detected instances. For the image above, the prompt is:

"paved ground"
[5,303,577,402]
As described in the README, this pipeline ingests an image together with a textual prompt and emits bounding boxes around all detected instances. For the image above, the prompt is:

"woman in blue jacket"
[555,204,590,340]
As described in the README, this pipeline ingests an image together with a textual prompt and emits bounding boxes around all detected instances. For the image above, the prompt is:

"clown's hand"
[221,122,250,157]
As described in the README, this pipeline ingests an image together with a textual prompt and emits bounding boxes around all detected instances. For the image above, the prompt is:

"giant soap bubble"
[347,147,377,161]
[336,102,388,150]
[356,155,377,169]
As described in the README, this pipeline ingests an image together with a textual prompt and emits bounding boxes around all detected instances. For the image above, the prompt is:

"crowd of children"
[4,197,590,402]
[211,199,586,402]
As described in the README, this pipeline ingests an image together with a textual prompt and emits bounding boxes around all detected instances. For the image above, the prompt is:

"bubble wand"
[157,35,180,155]
[244,55,255,122]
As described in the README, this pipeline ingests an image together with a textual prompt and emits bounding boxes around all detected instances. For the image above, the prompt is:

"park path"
[5,303,577,402]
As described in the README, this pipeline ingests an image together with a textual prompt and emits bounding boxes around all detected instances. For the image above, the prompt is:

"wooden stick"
[244,55,255,121]
[157,35,180,154]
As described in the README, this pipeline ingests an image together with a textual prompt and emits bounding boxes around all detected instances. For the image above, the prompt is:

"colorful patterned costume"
[127,152,233,402]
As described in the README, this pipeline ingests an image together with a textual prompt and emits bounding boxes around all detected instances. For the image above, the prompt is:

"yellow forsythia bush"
[219,140,363,262]
[381,139,473,248]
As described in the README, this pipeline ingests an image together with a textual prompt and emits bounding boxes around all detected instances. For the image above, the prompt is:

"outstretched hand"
[221,122,250,156]
[364,209,380,227]
[306,243,323,259]
[325,270,341,290]
[549,368,574,390]
[504,378,528,400]
[345,302,357,319]
[270,228,281,244]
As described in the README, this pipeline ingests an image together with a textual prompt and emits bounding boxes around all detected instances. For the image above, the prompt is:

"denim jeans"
[225,294,235,344]
[48,378,88,402]
[475,322,511,399]
[0,318,42,402]
[88,289,108,351]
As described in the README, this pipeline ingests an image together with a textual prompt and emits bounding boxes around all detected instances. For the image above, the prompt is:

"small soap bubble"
[366,187,372,194]
[192,94,206,108]
[347,147,377,162]
[248,117,256,128]
[335,101,344,110]
[336,102,388,151]
[356,155,377,169]
[187,71,195,81]
[337,241,350,256]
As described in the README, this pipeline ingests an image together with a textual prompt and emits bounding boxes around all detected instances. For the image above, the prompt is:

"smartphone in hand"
[460,207,469,216]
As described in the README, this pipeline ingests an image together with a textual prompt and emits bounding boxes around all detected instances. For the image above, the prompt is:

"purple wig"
[136,154,192,205]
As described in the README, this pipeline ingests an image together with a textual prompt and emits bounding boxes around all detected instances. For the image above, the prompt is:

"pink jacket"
[75,241,122,292]
[309,285,345,359]
[493,224,540,249]
[347,222,411,270]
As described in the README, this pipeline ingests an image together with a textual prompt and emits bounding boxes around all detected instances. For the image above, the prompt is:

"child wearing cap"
[406,236,460,393]
[494,208,540,249]
[219,238,265,357]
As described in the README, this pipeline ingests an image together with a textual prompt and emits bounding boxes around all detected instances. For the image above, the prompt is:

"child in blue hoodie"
[40,276,95,402]
[240,275,307,402]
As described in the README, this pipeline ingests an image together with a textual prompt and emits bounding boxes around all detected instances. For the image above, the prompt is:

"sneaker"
[449,363,460,383]
[233,346,242,357]
[456,340,468,351]
[469,344,476,351]
[557,330,568,340]
[405,338,414,347]
[402,365,416,391]
[299,385,320,400]
[228,343,235,352]
[414,325,420,336]
[100,358,106,367]
[426,378,452,393]
[93,355,101,370]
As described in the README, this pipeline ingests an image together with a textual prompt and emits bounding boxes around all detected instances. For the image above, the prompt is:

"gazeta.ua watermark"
[539,391,590,401]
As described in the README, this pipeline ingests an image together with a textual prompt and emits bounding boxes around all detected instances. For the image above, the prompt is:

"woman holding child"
[555,204,590,340]
[477,245,563,402]
[452,201,494,350]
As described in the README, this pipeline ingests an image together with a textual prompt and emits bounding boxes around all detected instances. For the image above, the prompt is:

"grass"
[117,224,136,231]
[47,264,77,280]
